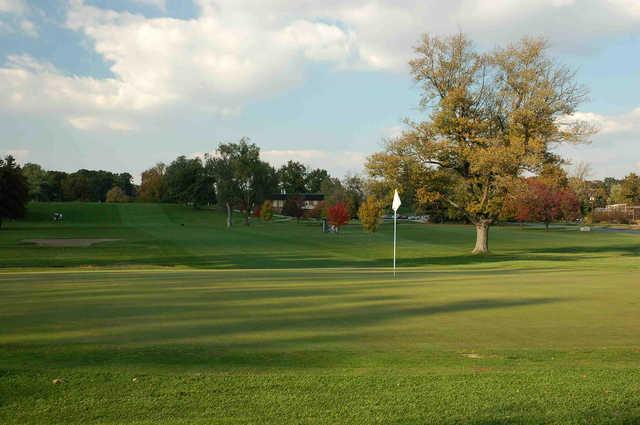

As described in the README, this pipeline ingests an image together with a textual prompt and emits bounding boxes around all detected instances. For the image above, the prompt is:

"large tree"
[61,172,91,201]
[138,163,168,202]
[0,156,29,229]
[277,161,308,194]
[305,168,329,193]
[165,156,215,207]
[367,34,593,254]
[208,138,277,227]
[114,173,135,198]
[21,163,48,201]
[619,173,640,204]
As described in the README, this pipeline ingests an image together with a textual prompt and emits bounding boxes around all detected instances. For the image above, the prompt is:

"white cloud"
[0,0,639,133]
[0,0,27,15]
[262,149,366,176]
[0,0,37,37]
[0,54,148,132]
[572,109,640,135]
[0,0,362,131]
[67,115,135,132]
[19,19,36,37]
[608,0,640,18]
[188,148,366,177]
[64,0,358,104]
[556,106,640,178]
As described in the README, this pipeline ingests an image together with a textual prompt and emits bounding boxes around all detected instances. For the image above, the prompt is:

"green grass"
[1,202,638,271]
[1,202,639,424]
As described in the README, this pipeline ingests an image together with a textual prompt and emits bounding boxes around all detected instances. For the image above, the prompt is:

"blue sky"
[1,0,638,181]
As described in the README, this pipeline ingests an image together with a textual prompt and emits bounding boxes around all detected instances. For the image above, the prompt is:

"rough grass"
[0,202,639,424]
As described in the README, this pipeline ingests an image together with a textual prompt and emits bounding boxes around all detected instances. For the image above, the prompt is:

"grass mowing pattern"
[0,203,639,423]
[1,202,639,270]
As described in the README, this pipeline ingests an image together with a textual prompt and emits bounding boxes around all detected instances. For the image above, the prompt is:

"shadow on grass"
[528,244,640,256]
[0,251,611,269]
[2,296,568,369]
[72,249,633,269]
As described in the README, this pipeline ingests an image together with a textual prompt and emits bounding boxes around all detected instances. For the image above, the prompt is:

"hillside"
[0,202,637,270]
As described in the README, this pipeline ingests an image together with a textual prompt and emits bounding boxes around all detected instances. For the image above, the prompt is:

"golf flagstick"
[393,210,397,277]
[392,190,401,277]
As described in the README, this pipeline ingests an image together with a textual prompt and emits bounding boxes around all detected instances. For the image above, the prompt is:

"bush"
[282,195,304,221]
[308,201,325,219]
[327,202,349,231]
[358,196,383,232]
[592,209,632,224]
[105,186,130,203]
[260,200,273,221]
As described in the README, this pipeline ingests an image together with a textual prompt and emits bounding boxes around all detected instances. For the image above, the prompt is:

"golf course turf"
[1,203,639,424]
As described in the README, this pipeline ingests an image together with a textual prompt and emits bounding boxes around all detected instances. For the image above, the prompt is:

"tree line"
[0,138,368,228]
[20,164,135,203]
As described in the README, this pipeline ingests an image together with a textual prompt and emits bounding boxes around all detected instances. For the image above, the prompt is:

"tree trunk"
[225,203,232,228]
[545,222,550,231]
[472,219,491,255]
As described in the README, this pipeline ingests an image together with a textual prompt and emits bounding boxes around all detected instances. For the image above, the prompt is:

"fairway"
[1,203,640,424]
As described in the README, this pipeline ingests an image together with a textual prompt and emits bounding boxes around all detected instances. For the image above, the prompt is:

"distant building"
[268,193,324,212]
[594,204,640,221]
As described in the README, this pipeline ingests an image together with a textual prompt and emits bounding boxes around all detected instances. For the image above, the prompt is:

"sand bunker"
[22,238,121,247]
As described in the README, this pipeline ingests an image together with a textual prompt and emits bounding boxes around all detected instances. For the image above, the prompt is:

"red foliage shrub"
[514,179,581,229]
[327,202,350,230]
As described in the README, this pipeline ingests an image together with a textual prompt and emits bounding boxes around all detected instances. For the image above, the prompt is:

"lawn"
[0,203,639,424]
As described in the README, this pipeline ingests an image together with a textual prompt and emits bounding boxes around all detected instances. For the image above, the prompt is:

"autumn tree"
[609,183,626,204]
[138,163,168,202]
[619,173,640,204]
[367,34,593,254]
[358,196,383,232]
[105,186,130,203]
[320,176,365,218]
[514,178,581,230]
[260,200,273,221]
[327,202,350,232]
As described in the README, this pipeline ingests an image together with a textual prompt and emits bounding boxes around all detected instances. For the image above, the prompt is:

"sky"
[0,0,638,181]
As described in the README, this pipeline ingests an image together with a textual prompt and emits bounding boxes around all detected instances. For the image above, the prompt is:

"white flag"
[392,189,402,212]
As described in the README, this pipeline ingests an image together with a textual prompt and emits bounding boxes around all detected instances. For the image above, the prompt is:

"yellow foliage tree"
[105,186,129,203]
[358,196,383,232]
[367,34,594,254]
